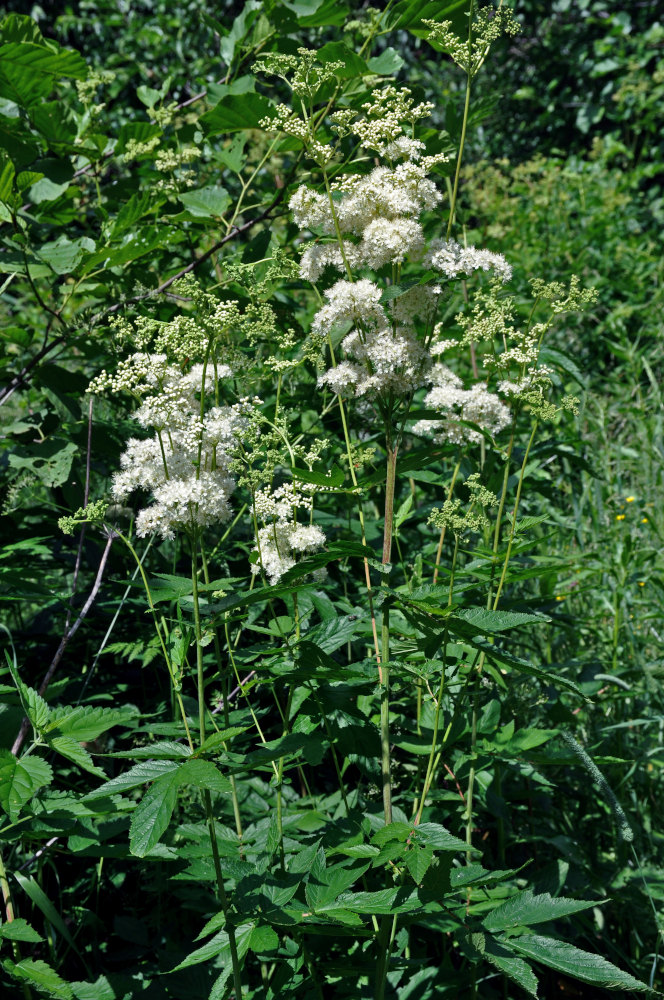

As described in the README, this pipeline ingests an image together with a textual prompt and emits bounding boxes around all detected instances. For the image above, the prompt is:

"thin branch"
[11,532,115,757]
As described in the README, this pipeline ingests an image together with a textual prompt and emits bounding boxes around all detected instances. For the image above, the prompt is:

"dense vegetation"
[0,2,662,998]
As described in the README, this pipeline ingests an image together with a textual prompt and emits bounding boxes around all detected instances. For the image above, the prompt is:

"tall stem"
[191,537,243,999]
[380,442,397,823]
[0,849,32,1000]
[375,441,398,1000]
[465,422,538,855]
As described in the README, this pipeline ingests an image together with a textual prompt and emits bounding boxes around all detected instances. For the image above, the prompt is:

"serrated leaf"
[415,822,474,853]
[0,41,87,106]
[451,863,525,888]
[331,844,380,858]
[47,736,106,777]
[197,727,248,752]
[451,608,550,634]
[249,925,279,953]
[484,890,599,933]
[37,236,95,275]
[405,845,434,884]
[70,976,116,1000]
[300,615,362,654]
[169,923,253,974]
[0,751,52,821]
[0,917,43,943]
[84,758,181,800]
[483,937,539,997]
[178,758,231,794]
[128,769,180,857]
[107,741,193,760]
[46,704,138,741]
[334,887,422,915]
[5,658,50,730]
[3,957,73,999]
[510,934,650,991]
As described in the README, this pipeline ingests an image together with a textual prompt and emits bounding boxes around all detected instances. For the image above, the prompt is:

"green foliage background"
[0,1,662,998]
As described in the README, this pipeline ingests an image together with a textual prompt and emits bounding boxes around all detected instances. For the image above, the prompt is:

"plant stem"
[0,849,32,999]
[433,459,461,584]
[375,441,398,1000]
[199,545,244,845]
[191,537,243,999]
[380,442,398,823]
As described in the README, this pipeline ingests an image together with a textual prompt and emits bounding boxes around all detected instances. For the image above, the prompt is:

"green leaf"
[451,608,550,634]
[295,0,348,26]
[317,41,368,78]
[334,887,421,915]
[82,225,180,271]
[37,236,95,275]
[110,191,161,237]
[482,937,539,998]
[0,751,52,821]
[114,122,161,156]
[70,976,116,1000]
[215,2,262,66]
[46,704,138,742]
[13,873,78,954]
[484,890,599,932]
[368,47,405,75]
[168,923,253,973]
[249,924,279,953]
[0,917,44,943]
[179,186,231,219]
[0,41,87,106]
[30,101,77,147]
[292,464,345,488]
[3,958,73,999]
[510,935,650,991]
[415,822,474,853]
[451,863,525,888]
[84,758,182,800]
[394,493,414,529]
[198,728,248,753]
[200,93,273,136]
[5,657,50,730]
[0,14,47,45]
[405,845,434,884]
[47,736,106,777]
[177,758,231,794]
[136,85,161,108]
[390,0,469,32]
[107,741,193,760]
[300,614,362,654]
[128,768,180,857]
[0,150,14,203]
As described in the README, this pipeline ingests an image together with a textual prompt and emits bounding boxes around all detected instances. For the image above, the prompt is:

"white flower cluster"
[253,521,326,586]
[288,97,515,410]
[413,365,510,446]
[318,325,429,398]
[428,239,512,283]
[252,483,326,584]
[92,354,246,539]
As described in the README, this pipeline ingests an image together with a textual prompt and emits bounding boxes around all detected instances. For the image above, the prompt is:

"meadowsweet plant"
[0,4,657,1000]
